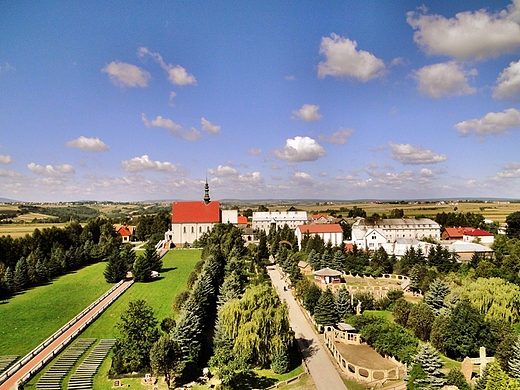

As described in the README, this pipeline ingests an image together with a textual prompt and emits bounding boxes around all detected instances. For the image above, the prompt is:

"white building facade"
[252,211,308,233]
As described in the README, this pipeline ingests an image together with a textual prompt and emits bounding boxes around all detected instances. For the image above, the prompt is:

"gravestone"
[461,357,473,382]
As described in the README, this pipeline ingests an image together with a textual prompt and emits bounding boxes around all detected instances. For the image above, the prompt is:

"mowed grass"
[21,249,201,390]
[0,262,112,356]
[81,249,201,339]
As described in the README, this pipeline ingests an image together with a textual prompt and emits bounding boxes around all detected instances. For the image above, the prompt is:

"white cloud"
[0,154,12,164]
[317,33,386,81]
[406,4,520,61]
[247,148,262,156]
[102,61,151,87]
[208,165,263,184]
[28,163,75,177]
[496,162,520,179]
[412,62,477,98]
[121,155,179,173]
[138,47,196,85]
[291,104,322,122]
[66,136,109,152]
[494,60,520,100]
[142,113,202,141]
[292,172,315,186]
[201,118,221,134]
[0,169,19,177]
[319,128,354,145]
[285,75,296,81]
[274,136,326,162]
[389,142,448,165]
[454,108,520,137]
[169,91,177,107]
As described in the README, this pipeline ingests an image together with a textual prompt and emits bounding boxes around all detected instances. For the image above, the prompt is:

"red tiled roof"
[115,225,134,237]
[444,227,464,238]
[171,201,220,223]
[237,216,248,224]
[297,224,343,234]
[445,227,493,237]
[463,228,493,237]
[312,214,328,220]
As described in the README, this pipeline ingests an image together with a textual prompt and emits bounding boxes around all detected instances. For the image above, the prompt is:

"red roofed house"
[164,181,235,246]
[462,228,494,245]
[115,225,135,243]
[295,224,344,249]
[311,214,330,224]
[442,227,494,245]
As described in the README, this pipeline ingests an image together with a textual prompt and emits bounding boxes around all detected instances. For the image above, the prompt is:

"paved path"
[267,266,348,390]
[0,279,133,390]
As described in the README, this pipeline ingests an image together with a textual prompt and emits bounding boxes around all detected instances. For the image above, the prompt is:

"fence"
[0,279,133,389]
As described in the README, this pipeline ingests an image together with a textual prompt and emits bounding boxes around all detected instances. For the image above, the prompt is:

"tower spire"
[203,176,210,205]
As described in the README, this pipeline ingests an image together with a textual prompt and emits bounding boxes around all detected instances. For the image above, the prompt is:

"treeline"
[111,224,293,389]
[0,218,120,299]
[133,210,170,242]
[434,211,485,229]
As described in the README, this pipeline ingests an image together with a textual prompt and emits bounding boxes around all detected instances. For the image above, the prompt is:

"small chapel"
[163,181,237,247]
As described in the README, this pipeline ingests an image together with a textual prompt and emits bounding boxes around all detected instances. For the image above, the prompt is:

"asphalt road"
[1,279,133,390]
[267,266,348,390]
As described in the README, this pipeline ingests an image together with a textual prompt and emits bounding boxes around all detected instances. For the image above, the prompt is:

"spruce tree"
[3,266,14,293]
[445,368,471,390]
[104,249,128,283]
[424,279,450,314]
[333,250,345,271]
[509,336,520,378]
[314,288,339,326]
[14,257,28,291]
[133,254,152,282]
[335,286,351,320]
[407,343,445,389]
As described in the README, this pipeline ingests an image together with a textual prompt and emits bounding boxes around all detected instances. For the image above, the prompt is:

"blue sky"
[2,1,520,202]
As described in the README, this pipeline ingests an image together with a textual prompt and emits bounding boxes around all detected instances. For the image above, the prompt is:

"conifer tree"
[424,279,450,314]
[314,288,339,326]
[104,249,128,283]
[14,257,28,291]
[3,266,14,293]
[407,343,445,389]
[509,336,520,379]
[485,361,519,390]
[333,250,345,271]
[335,286,351,320]
[445,369,471,390]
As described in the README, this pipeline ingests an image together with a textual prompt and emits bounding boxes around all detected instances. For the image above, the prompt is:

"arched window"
[183,226,186,234]
[191,226,194,233]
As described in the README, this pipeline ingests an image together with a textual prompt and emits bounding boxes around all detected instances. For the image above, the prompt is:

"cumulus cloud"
[454,108,520,137]
[121,155,179,173]
[28,163,75,177]
[66,136,109,152]
[291,104,322,122]
[319,128,354,145]
[494,60,520,100]
[292,172,315,186]
[274,136,326,162]
[317,33,386,81]
[201,118,221,134]
[138,47,196,85]
[102,61,151,87]
[0,154,12,164]
[208,165,263,183]
[142,113,201,141]
[412,62,477,98]
[247,148,262,156]
[406,4,520,61]
[389,142,448,165]
[496,162,520,179]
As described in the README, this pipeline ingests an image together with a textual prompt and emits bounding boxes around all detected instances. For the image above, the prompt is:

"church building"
[163,181,236,247]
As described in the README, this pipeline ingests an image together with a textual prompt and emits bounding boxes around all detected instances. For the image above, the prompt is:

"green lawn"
[0,262,112,356]
[81,249,201,339]
[23,249,202,390]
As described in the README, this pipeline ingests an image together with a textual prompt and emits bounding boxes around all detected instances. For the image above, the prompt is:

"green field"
[0,262,113,356]
[18,249,201,390]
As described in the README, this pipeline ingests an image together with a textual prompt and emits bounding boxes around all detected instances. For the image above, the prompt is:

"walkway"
[267,266,348,390]
[0,279,133,390]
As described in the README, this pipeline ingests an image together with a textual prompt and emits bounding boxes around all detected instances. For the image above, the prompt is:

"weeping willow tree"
[453,277,520,323]
[216,283,293,369]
